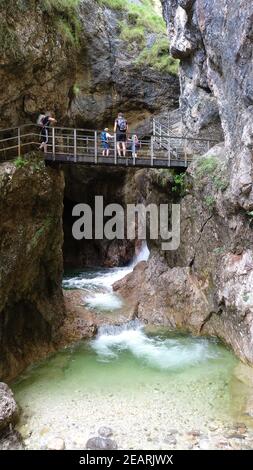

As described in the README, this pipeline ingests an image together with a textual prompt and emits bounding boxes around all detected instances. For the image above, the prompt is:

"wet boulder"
[0,383,19,432]
[86,436,118,450]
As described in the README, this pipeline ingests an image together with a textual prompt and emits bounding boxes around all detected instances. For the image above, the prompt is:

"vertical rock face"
[116,1,253,363]
[0,157,65,381]
[162,0,253,149]
[0,0,179,128]
[161,0,253,226]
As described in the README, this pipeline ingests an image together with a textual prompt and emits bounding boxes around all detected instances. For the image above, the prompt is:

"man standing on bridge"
[38,112,57,153]
[114,112,128,158]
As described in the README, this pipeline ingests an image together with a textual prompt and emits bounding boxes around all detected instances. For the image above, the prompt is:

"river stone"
[98,426,113,438]
[167,429,178,435]
[226,433,246,440]
[199,438,211,450]
[234,423,248,434]
[163,436,177,445]
[0,383,19,431]
[0,428,24,450]
[47,437,65,450]
[86,436,118,450]
[187,430,201,437]
[19,424,32,439]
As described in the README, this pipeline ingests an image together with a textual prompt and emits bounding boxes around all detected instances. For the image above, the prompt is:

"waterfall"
[131,242,150,267]
[63,242,150,312]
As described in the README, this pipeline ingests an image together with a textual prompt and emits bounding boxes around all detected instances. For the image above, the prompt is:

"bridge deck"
[45,153,189,169]
[0,123,220,169]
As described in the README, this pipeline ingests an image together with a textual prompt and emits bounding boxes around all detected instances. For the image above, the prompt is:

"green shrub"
[213,247,225,255]
[31,216,55,249]
[126,1,165,34]
[0,23,23,61]
[195,155,229,194]
[73,84,81,96]
[14,153,45,171]
[213,176,228,191]
[120,21,145,45]
[40,0,81,46]
[203,195,216,210]
[172,172,186,196]
[14,157,29,168]
[196,156,218,177]
[100,0,178,76]
[136,37,179,75]
[98,0,126,10]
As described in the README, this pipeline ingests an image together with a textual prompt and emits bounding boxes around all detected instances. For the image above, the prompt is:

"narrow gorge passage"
[12,247,253,450]
[0,0,253,459]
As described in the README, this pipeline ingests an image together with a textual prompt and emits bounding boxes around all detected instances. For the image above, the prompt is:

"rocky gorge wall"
[0,1,180,384]
[115,0,253,364]
[1,0,252,381]
[0,0,179,129]
[0,156,65,382]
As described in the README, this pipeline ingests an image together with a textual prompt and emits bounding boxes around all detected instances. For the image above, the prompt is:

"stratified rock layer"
[0,157,65,381]
[0,0,179,129]
[115,0,253,363]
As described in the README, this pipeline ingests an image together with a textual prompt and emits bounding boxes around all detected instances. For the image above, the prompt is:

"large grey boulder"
[0,382,19,432]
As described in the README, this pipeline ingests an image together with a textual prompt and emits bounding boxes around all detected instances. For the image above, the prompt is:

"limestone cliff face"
[115,1,253,363]
[161,0,253,153]
[0,157,65,381]
[0,0,179,129]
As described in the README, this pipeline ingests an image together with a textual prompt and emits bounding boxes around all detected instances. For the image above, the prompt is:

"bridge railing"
[0,123,219,167]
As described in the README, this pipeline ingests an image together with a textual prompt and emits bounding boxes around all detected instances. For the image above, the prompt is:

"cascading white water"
[91,321,219,369]
[13,260,250,451]
[131,241,150,267]
[63,266,132,312]
[63,242,150,312]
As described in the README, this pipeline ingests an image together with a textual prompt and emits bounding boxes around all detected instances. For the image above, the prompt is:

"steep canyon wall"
[115,0,253,363]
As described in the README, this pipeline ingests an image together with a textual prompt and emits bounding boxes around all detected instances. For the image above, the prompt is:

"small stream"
[12,247,253,450]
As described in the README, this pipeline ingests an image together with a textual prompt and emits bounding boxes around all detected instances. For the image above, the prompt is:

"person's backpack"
[101,131,107,142]
[117,118,127,132]
[37,114,46,127]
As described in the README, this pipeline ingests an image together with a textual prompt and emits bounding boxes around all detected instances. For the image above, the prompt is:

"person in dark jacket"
[38,112,57,153]
[114,112,128,157]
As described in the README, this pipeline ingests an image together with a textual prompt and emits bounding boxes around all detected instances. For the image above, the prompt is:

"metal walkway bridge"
[0,120,219,169]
